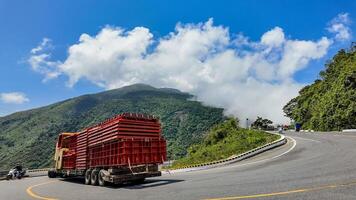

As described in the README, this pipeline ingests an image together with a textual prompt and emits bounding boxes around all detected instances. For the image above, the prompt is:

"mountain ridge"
[0,83,190,119]
[0,84,224,169]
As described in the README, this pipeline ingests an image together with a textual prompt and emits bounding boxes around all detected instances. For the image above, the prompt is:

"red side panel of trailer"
[75,130,88,169]
[88,138,166,168]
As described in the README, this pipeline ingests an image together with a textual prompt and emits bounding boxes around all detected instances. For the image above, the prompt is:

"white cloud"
[327,13,352,41]
[261,27,285,47]
[28,38,61,81]
[277,37,331,78]
[28,15,350,124]
[30,37,51,54]
[60,26,153,87]
[0,92,29,104]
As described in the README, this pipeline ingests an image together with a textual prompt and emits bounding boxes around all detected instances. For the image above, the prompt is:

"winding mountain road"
[2,131,356,200]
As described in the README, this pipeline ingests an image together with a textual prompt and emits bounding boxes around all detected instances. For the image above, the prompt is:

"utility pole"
[246,118,249,129]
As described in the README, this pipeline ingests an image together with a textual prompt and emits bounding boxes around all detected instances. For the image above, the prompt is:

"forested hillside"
[0,84,224,169]
[283,44,356,131]
[170,118,279,169]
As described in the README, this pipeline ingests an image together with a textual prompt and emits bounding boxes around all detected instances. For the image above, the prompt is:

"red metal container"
[61,113,166,170]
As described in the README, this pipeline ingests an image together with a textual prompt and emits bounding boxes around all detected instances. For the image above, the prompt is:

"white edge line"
[291,136,321,143]
[163,136,296,174]
[210,136,296,170]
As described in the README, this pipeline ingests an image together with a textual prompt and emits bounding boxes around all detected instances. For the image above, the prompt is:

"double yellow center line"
[204,180,356,200]
[26,179,356,200]
[26,180,58,200]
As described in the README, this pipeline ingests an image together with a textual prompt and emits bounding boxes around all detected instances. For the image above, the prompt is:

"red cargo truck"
[48,113,167,186]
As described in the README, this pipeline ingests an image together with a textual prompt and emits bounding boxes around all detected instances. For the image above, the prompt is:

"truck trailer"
[48,113,167,186]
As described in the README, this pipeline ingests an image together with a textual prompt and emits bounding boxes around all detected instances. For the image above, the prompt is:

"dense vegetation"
[0,84,224,170]
[170,118,279,169]
[283,44,356,131]
[251,117,273,130]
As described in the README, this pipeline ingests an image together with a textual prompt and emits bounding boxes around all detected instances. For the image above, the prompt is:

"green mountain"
[283,44,356,131]
[0,84,224,170]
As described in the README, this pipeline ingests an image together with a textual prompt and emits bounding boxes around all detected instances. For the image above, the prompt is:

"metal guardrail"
[0,170,8,177]
[27,168,51,173]
[342,129,356,132]
[26,168,50,178]
[165,132,287,172]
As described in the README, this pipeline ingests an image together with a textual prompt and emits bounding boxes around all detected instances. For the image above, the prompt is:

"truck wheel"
[91,170,99,186]
[85,170,92,185]
[48,170,56,178]
[98,170,107,186]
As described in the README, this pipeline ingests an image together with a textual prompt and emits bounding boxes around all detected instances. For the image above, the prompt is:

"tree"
[251,117,273,130]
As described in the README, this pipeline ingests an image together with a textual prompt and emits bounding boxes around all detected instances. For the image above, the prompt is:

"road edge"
[163,132,287,174]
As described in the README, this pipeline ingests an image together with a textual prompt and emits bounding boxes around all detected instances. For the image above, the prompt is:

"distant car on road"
[278,127,283,134]
[295,123,302,132]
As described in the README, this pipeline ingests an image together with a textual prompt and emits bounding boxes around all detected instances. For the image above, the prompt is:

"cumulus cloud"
[28,14,350,124]
[261,27,285,47]
[28,38,61,81]
[327,13,352,41]
[0,92,29,104]
[61,26,153,87]
[278,37,331,78]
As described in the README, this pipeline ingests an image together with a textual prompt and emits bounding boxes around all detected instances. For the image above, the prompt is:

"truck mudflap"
[106,171,161,184]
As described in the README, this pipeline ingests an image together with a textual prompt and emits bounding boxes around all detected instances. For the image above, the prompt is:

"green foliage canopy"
[251,116,273,130]
[283,43,356,131]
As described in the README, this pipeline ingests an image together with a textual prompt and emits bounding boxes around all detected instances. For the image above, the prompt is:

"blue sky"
[0,0,355,122]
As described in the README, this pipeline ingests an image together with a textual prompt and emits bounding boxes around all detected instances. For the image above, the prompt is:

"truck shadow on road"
[59,177,184,189]
[121,179,184,189]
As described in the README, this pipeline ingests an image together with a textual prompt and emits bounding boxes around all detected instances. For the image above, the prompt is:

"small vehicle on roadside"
[6,165,26,180]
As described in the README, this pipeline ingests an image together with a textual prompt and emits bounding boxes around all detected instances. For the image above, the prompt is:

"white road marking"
[185,136,297,173]
[163,136,297,175]
[292,136,321,143]
[333,134,356,138]
[228,136,297,168]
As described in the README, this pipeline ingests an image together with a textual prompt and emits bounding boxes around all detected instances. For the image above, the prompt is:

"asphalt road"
[2,131,356,200]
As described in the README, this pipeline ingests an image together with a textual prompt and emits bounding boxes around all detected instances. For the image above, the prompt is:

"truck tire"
[48,170,56,178]
[91,170,99,186]
[85,170,92,185]
[98,170,107,186]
